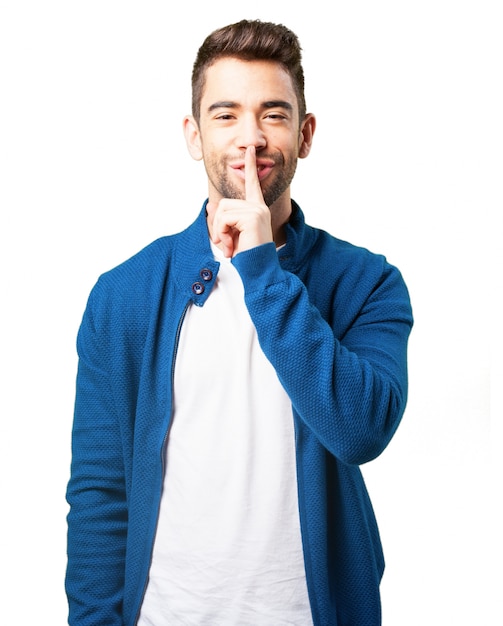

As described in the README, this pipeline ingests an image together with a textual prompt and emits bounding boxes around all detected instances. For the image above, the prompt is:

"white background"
[1,1,500,624]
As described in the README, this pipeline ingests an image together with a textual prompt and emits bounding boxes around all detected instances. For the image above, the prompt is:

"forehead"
[200,57,297,110]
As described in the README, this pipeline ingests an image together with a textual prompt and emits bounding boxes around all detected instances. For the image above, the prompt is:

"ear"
[183,115,203,161]
[298,113,316,159]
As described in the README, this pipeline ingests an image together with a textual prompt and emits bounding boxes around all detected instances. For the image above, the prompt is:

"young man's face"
[186,57,312,212]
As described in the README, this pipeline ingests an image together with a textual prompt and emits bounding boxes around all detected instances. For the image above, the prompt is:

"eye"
[265,112,288,121]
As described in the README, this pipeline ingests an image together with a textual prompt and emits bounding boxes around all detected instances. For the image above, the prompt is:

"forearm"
[233,243,412,465]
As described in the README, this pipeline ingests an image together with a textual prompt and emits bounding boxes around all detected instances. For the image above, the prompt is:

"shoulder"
[288,203,391,279]
[309,227,392,280]
[92,205,210,300]
[99,235,174,289]
[80,234,179,337]
[303,226,412,326]
[287,203,410,305]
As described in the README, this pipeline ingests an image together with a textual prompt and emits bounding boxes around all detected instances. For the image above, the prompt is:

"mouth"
[229,159,274,181]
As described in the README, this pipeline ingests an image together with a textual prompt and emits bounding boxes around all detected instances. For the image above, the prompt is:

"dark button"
[192,282,204,295]
[200,268,213,281]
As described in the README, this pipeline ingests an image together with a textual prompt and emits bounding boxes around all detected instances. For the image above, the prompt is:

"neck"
[269,193,292,246]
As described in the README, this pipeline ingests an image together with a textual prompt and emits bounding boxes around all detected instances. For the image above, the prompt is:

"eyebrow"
[207,100,293,113]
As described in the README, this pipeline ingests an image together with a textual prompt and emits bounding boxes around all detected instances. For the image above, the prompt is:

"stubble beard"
[206,151,298,208]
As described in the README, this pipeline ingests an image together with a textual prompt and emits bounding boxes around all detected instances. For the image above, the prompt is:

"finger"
[245,145,265,204]
[208,200,237,257]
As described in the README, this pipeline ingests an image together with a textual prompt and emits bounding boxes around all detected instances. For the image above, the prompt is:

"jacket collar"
[172,199,317,305]
[278,200,317,272]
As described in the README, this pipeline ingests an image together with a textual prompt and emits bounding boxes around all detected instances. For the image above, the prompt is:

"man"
[66,19,413,626]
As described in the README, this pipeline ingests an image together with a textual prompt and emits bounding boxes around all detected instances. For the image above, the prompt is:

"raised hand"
[209,146,274,258]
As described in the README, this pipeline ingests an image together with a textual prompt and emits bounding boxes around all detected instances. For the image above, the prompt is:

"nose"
[235,114,267,151]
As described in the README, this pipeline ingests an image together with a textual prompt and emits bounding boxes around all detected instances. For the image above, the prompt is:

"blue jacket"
[66,201,413,626]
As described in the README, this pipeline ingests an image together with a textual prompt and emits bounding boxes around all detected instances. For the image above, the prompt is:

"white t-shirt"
[138,243,312,625]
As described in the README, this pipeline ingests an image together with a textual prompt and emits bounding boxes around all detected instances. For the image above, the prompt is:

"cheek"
[201,138,227,164]
[272,131,301,156]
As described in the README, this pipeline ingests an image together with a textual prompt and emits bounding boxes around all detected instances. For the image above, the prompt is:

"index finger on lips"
[245,145,265,204]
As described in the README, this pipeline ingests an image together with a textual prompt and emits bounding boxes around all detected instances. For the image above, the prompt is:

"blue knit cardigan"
[66,201,413,626]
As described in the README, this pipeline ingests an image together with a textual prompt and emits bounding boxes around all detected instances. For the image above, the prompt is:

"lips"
[229,159,275,181]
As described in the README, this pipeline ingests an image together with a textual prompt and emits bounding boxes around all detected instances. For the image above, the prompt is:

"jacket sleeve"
[232,242,413,466]
[65,285,127,625]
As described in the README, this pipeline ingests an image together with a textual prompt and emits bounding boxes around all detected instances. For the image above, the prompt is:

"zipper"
[133,301,190,625]
[293,416,319,626]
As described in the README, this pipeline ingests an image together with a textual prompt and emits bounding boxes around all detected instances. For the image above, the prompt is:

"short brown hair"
[191,19,306,124]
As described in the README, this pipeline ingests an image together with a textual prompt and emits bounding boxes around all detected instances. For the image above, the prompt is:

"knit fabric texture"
[66,201,413,626]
